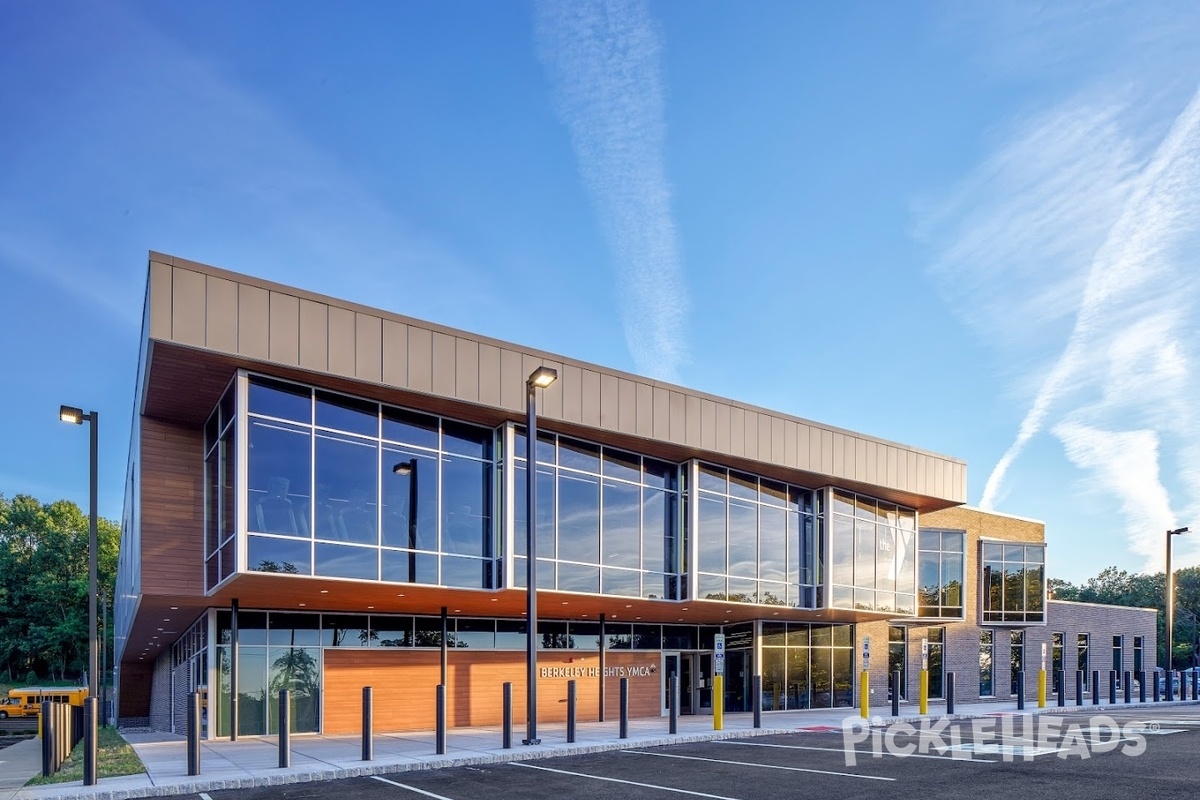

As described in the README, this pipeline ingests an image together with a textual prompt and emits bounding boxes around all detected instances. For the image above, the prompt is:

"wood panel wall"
[322,650,662,734]
[139,417,205,597]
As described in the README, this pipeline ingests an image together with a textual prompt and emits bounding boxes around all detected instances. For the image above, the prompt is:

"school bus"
[0,687,89,718]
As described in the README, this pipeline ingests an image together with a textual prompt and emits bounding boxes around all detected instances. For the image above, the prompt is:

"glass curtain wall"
[917,529,965,618]
[695,464,818,607]
[981,543,1046,623]
[512,429,681,599]
[759,623,854,710]
[829,490,917,614]
[204,381,237,590]
[240,376,496,588]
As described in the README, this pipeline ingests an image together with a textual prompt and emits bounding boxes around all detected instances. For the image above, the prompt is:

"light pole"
[60,405,99,699]
[524,366,558,745]
[1166,526,1189,670]
[392,458,419,581]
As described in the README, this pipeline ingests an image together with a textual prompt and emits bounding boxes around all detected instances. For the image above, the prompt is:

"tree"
[0,493,119,682]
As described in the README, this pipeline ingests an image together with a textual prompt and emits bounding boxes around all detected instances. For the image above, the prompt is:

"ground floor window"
[1052,632,1064,694]
[1010,630,1025,695]
[1134,636,1144,673]
[758,623,854,710]
[1078,634,1089,692]
[214,645,321,737]
[927,628,945,699]
[979,630,994,697]
[888,626,906,701]
[1113,635,1123,686]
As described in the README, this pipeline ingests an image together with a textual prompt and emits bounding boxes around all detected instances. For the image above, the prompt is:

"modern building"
[113,253,1155,736]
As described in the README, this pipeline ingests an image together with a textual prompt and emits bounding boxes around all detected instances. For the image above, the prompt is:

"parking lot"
[209,707,1200,800]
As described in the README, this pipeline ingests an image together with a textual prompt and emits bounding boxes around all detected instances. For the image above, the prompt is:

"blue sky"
[3,0,1199,583]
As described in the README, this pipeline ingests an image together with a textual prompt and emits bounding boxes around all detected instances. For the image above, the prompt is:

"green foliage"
[0,493,119,683]
[25,727,145,785]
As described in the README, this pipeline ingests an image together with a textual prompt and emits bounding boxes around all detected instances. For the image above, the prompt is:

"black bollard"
[946,672,955,715]
[1092,671,1100,706]
[892,670,901,717]
[619,678,629,739]
[1182,671,1189,701]
[567,680,576,744]
[1017,671,1025,710]
[83,697,97,786]
[1154,675,1161,702]
[41,701,52,777]
[1138,671,1146,704]
[1075,670,1083,707]
[1166,671,1174,702]
[753,675,762,729]
[278,690,290,768]
[362,686,373,762]
[1124,672,1131,705]
[669,674,679,735]
[188,691,202,776]
[1193,669,1198,700]
[503,682,513,749]
[1109,671,1117,704]
[436,684,447,755]
[1057,670,1065,707]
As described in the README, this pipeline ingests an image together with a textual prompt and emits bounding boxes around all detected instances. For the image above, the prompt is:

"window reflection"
[248,420,311,538]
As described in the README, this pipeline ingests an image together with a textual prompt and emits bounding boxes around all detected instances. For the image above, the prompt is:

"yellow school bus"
[0,687,89,718]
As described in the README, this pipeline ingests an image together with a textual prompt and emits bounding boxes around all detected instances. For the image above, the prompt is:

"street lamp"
[60,405,99,699]
[524,366,557,745]
[1167,526,1189,672]
[393,458,419,581]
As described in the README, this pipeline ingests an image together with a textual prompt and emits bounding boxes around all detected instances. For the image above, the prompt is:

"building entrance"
[662,652,714,715]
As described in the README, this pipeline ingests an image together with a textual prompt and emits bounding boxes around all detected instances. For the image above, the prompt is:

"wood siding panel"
[138,418,204,597]
[268,292,300,366]
[204,276,238,354]
[323,649,662,734]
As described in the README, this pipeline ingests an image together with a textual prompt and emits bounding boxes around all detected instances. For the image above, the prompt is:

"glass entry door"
[663,652,699,715]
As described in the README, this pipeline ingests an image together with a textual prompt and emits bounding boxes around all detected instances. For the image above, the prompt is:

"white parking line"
[372,775,459,800]
[720,740,994,763]
[623,749,896,781]
[510,762,747,799]
[199,794,214,800]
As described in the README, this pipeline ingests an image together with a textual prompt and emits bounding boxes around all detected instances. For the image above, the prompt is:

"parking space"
[208,708,1200,800]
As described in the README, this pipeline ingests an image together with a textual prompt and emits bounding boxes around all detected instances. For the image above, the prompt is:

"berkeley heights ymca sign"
[539,665,658,679]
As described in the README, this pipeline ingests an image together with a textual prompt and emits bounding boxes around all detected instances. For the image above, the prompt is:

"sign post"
[860,636,871,719]
[919,638,929,715]
[1038,643,1047,708]
[713,634,725,731]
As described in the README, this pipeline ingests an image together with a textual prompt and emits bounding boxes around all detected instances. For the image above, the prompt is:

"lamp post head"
[528,366,558,389]
[60,405,85,425]
[393,459,416,476]
[1170,527,1190,537]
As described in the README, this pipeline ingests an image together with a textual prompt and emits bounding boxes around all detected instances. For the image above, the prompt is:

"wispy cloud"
[916,40,1200,571]
[533,0,688,381]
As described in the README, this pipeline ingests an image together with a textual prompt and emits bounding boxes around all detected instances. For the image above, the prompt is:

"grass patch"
[25,727,146,785]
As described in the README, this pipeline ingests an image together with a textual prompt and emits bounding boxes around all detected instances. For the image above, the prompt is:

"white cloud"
[533,0,688,382]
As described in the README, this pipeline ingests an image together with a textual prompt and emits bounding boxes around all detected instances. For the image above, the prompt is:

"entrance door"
[663,652,697,715]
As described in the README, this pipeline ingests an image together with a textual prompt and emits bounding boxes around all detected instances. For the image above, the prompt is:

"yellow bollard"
[713,675,724,730]
[860,670,870,719]
[919,669,929,715]
[1038,669,1047,708]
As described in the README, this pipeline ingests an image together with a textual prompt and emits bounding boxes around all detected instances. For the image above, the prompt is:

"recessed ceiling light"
[396,594,405,598]
[490,598,498,602]
[635,616,642,620]
[157,627,163,631]
[170,606,178,610]
[678,618,684,622]
[625,604,632,608]
[367,606,374,610]
[299,603,306,607]
[320,590,329,594]
[454,609,461,613]
[163,618,170,622]
[562,601,569,605]
[682,607,689,611]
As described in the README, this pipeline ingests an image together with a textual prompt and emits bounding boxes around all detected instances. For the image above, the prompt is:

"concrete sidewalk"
[11,697,1200,800]
[1,738,43,800]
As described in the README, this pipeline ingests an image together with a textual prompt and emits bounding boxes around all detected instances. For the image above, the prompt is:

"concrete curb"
[18,700,1200,800]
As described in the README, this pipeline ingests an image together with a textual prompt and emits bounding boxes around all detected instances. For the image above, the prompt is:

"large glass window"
[696,464,816,607]
[759,623,854,710]
[888,626,906,701]
[1011,630,1025,695]
[1078,634,1090,692]
[239,375,495,588]
[205,380,239,590]
[514,430,680,599]
[829,490,916,614]
[1052,632,1064,694]
[927,628,946,699]
[917,529,964,618]
[981,542,1046,624]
